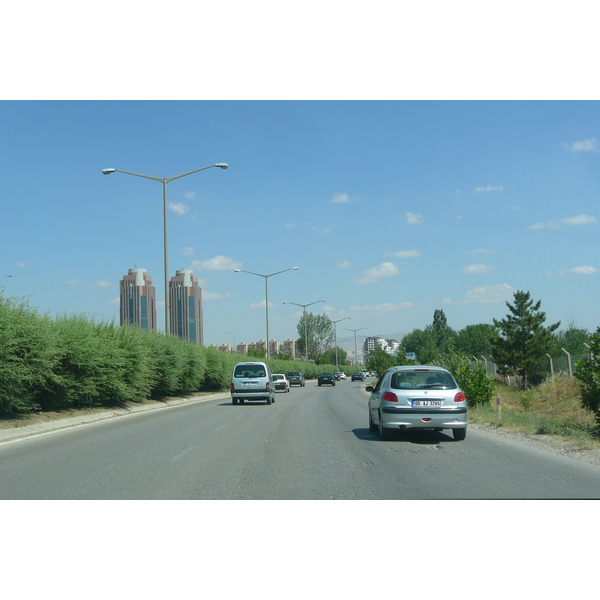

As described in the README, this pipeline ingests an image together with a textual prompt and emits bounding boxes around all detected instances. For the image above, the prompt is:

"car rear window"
[390,370,457,390]
[234,365,267,378]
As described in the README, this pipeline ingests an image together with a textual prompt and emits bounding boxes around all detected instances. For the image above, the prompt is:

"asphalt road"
[1,380,600,499]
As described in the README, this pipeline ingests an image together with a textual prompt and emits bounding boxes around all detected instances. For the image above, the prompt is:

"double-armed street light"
[344,326,367,366]
[331,317,351,367]
[102,163,228,335]
[283,299,326,362]
[234,267,299,359]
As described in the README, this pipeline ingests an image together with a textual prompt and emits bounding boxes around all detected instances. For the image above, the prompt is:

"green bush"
[0,294,57,414]
[575,327,600,425]
[440,351,495,407]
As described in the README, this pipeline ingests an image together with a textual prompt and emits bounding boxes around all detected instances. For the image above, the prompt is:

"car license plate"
[412,400,442,407]
[243,381,258,387]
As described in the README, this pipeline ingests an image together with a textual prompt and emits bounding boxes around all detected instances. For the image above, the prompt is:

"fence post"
[496,395,501,421]
[561,348,572,377]
[546,353,554,376]
[584,343,593,360]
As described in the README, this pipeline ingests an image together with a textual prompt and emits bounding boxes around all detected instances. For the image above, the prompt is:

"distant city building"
[169,269,203,345]
[218,343,231,353]
[269,339,281,357]
[363,336,399,356]
[283,339,300,359]
[236,342,248,354]
[120,268,157,331]
[249,340,267,353]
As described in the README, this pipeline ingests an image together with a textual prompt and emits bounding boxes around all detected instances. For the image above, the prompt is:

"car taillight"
[454,392,466,403]
[382,392,398,402]
[266,382,270,390]
[231,383,234,392]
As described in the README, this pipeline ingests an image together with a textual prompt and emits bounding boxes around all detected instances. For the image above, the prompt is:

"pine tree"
[491,291,560,389]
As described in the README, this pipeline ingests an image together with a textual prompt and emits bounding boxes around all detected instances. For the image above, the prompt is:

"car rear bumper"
[380,406,468,429]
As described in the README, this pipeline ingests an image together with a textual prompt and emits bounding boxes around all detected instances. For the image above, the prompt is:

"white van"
[230,362,276,405]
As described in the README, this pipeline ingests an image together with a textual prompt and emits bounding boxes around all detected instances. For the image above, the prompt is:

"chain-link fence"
[469,350,592,379]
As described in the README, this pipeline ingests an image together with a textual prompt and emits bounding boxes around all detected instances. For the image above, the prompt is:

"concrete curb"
[0,392,230,446]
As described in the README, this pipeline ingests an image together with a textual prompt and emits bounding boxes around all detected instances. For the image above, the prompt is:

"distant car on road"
[367,365,467,441]
[231,362,275,405]
[318,373,336,386]
[351,372,365,381]
[272,374,290,392]
[286,371,305,386]
[336,372,347,380]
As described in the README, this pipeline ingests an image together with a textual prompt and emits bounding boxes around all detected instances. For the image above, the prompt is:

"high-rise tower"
[169,268,203,345]
[120,268,157,330]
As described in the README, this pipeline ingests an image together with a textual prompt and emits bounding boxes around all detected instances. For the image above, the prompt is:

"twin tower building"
[120,267,204,345]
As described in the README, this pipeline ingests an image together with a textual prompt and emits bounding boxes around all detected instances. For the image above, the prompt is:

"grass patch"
[469,372,600,449]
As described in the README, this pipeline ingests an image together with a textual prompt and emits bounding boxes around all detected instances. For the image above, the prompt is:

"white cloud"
[312,224,332,234]
[107,297,120,305]
[337,260,352,269]
[95,280,113,287]
[548,266,598,276]
[65,279,84,285]
[355,262,399,285]
[406,212,424,225]
[463,264,494,275]
[250,299,274,309]
[183,191,200,200]
[467,248,495,254]
[528,214,597,230]
[349,302,414,311]
[473,184,503,192]
[17,261,28,268]
[462,284,515,303]
[203,291,232,300]
[562,214,597,225]
[393,250,421,258]
[284,223,295,229]
[180,247,195,256]
[528,220,561,230]
[564,138,598,152]
[332,192,349,203]
[190,255,242,270]
[169,202,190,216]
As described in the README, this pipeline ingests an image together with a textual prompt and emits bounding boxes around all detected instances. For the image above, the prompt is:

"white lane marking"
[166,445,197,464]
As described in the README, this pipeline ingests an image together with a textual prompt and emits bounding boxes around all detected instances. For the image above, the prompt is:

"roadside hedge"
[0,293,360,416]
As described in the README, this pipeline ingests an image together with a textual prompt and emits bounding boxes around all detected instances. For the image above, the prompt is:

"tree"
[366,346,407,377]
[550,321,591,356]
[297,312,334,363]
[401,309,456,364]
[247,348,266,359]
[491,291,560,389]
[456,323,496,357]
[321,347,347,366]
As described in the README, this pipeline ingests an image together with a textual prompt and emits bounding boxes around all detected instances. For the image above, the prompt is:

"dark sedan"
[318,373,336,386]
[351,372,365,381]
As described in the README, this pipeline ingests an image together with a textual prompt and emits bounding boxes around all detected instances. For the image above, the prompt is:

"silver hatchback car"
[367,366,467,441]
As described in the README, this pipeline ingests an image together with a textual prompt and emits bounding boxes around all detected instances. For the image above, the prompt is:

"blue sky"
[2,100,600,348]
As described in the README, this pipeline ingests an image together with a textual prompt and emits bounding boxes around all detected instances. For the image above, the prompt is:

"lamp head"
[234,269,241,272]
[102,168,116,175]
[215,163,228,169]
[292,267,299,270]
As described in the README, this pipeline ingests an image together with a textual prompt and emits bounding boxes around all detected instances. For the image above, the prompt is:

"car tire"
[369,409,378,432]
[378,413,392,441]
[266,397,272,405]
[453,427,467,441]
[232,398,237,405]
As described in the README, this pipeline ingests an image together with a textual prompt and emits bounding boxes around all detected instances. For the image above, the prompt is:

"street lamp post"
[344,327,367,366]
[331,317,351,367]
[226,332,236,353]
[102,163,228,334]
[235,267,299,359]
[283,299,326,362]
